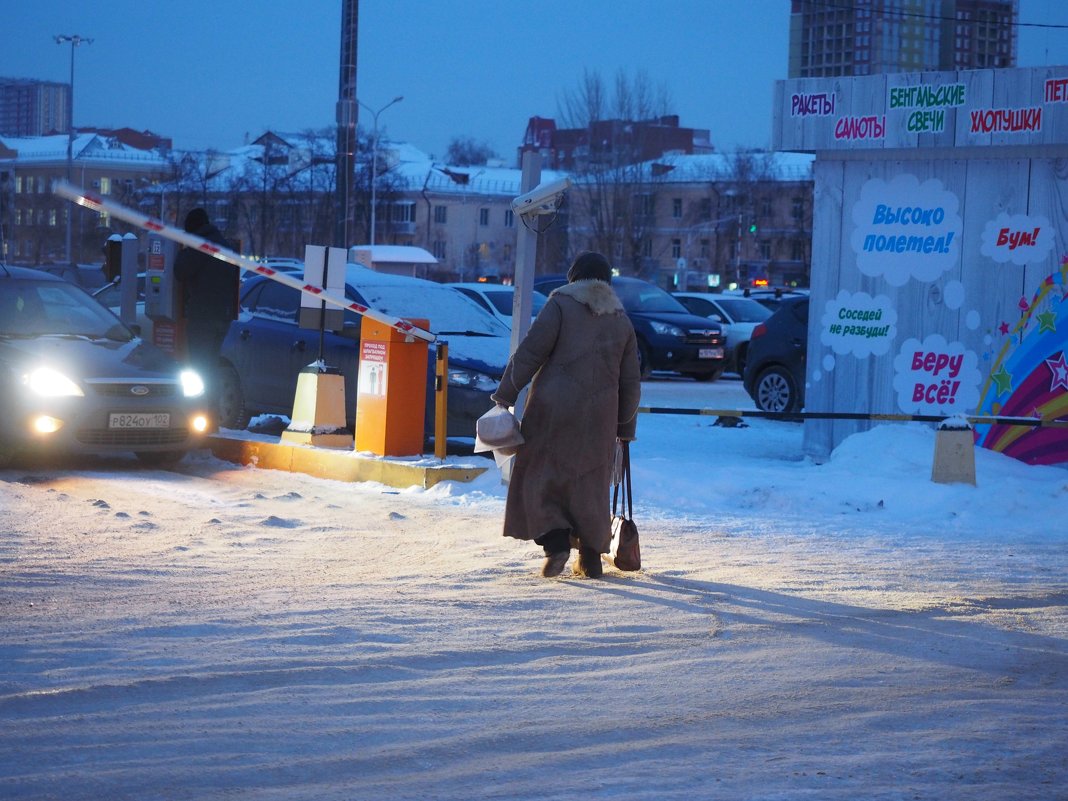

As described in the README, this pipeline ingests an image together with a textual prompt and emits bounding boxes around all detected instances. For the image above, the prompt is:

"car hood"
[0,335,182,381]
[627,310,722,332]
[433,332,510,378]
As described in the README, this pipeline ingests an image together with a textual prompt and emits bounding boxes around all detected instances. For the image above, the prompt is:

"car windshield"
[0,279,133,340]
[716,297,772,323]
[482,289,548,317]
[614,281,690,314]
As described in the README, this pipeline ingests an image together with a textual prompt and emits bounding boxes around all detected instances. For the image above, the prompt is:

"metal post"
[358,96,403,248]
[54,34,92,267]
[335,0,358,250]
[510,151,541,356]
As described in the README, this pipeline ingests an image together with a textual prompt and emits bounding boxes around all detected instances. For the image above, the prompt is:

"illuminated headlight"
[24,367,84,397]
[649,321,685,338]
[448,368,498,393]
[180,369,205,398]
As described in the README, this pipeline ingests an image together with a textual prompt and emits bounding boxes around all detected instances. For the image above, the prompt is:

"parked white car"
[448,282,549,328]
[673,292,771,375]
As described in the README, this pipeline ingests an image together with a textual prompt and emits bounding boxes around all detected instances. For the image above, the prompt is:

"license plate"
[698,347,724,359]
[109,412,171,429]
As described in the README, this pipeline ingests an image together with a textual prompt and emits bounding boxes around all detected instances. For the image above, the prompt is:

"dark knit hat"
[567,251,612,284]
[183,207,210,233]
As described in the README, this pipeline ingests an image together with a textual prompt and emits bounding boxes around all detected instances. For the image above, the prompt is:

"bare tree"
[445,136,497,167]
[557,69,674,279]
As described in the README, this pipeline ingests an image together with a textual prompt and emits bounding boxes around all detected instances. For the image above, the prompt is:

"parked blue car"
[217,265,511,439]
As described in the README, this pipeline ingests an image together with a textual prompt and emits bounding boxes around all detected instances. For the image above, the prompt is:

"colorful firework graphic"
[974,257,1068,464]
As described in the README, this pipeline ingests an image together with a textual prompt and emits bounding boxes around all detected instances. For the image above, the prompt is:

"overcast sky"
[4,0,1068,163]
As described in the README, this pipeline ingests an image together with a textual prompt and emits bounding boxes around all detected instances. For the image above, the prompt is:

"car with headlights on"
[0,265,211,467]
[217,265,510,439]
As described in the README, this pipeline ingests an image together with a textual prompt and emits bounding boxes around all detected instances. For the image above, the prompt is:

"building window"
[671,239,682,259]
[99,210,110,226]
[99,176,111,195]
[434,205,447,224]
[792,240,805,261]
[504,209,514,228]
[792,197,804,220]
[479,207,489,226]
[642,238,653,258]
[700,197,712,220]
[14,175,22,193]
[758,240,771,260]
[635,194,654,217]
[432,240,446,259]
[503,244,512,261]
[49,209,57,226]
[672,198,682,218]
[392,202,416,223]
[699,239,710,259]
[14,208,22,225]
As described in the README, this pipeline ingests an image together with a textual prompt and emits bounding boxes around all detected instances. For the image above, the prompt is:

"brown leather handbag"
[610,441,641,571]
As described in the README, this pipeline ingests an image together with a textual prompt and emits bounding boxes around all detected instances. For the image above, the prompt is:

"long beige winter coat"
[491,279,641,553]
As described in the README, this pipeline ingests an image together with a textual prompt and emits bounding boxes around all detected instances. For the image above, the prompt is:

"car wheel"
[134,450,186,467]
[636,340,652,379]
[754,366,800,413]
[217,363,250,430]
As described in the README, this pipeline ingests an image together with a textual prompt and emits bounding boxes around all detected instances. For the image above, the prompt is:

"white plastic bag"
[473,405,524,455]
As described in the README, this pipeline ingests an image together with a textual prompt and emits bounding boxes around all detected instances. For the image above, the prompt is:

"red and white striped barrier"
[53,180,436,343]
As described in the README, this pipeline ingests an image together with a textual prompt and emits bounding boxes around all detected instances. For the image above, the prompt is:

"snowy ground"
[1,376,1066,801]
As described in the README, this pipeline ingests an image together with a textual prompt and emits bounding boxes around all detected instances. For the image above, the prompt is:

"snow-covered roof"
[348,245,438,265]
[0,133,167,168]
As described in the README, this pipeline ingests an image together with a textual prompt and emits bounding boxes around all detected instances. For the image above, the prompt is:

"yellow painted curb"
[206,435,488,490]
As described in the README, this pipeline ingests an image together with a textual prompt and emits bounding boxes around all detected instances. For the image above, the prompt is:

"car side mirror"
[710,313,723,323]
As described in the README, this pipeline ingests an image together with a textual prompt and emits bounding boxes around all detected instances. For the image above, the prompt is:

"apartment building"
[788,0,1018,78]
[0,133,168,265]
[0,77,69,137]
[565,151,814,291]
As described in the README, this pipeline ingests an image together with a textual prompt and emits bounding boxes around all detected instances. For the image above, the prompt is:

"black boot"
[536,529,572,578]
[574,546,604,579]
[541,550,570,577]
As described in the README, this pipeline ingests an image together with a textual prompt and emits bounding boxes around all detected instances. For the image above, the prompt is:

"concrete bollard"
[931,416,976,486]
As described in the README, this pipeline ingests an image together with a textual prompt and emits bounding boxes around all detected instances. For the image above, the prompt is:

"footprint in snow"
[261,516,301,528]
[91,499,110,509]
[274,491,303,501]
[114,511,130,519]
[389,512,407,521]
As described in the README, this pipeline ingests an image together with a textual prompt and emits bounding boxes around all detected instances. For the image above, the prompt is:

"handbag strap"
[612,441,633,520]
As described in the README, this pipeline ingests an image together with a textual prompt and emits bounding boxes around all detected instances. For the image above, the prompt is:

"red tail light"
[751,322,767,340]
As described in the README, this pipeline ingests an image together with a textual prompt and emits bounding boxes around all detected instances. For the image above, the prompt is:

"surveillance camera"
[511,177,572,215]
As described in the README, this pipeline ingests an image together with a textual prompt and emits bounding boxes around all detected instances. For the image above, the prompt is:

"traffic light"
[748,219,758,235]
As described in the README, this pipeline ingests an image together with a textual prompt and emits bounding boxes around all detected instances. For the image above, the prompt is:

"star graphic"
[992,367,1014,396]
[999,321,1010,335]
[1037,310,1057,334]
[1046,352,1068,392]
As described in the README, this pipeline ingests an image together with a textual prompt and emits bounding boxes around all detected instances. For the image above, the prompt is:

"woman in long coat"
[492,252,641,578]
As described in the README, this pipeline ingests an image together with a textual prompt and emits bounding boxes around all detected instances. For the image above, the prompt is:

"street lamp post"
[357,96,403,247]
[54,34,92,267]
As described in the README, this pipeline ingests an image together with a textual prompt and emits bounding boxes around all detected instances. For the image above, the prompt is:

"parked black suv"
[743,295,809,413]
[533,275,726,381]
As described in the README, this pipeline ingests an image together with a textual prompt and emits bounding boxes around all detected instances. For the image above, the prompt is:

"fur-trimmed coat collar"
[550,279,624,316]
